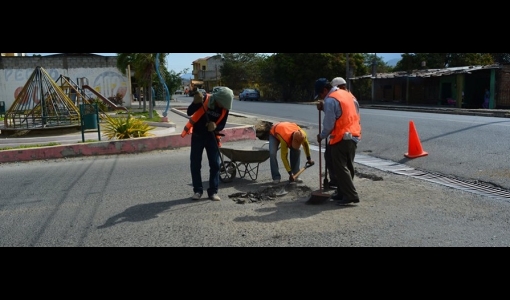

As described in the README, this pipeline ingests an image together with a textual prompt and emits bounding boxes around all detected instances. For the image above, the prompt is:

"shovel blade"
[275,187,288,196]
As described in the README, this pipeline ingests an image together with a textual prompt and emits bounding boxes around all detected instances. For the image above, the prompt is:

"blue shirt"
[319,87,360,143]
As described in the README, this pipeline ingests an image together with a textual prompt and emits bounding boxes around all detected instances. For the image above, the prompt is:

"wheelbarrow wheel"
[220,161,237,183]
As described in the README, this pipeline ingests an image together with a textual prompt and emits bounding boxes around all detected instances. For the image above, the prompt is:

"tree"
[215,53,383,102]
[261,53,369,102]
[117,53,169,118]
[362,53,394,73]
[117,53,146,110]
[489,53,510,64]
[393,53,496,71]
[219,53,265,90]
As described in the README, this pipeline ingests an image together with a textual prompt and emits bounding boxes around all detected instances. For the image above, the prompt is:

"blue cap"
[314,78,329,100]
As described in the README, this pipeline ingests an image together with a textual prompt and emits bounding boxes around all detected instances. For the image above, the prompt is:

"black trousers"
[330,139,359,201]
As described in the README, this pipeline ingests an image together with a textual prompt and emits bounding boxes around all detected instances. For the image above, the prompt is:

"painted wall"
[0,56,130,110]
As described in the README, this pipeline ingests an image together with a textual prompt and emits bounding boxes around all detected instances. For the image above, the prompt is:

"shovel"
[292,161,314,181]
[275,161,314,196]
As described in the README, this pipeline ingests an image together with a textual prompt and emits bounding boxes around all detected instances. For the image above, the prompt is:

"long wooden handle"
[292,161,314,180]
[319,110,322,191]
[293,167,307,180]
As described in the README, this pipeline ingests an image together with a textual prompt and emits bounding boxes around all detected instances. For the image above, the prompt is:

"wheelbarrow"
[219,143,270,183]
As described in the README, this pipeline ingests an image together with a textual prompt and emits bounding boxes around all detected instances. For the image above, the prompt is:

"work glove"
[307,159,315,166]
[316,100,324,111]
[317,134,322,144]
[288,171,295,182]
[193,91,204,104]
[206,122,217,132]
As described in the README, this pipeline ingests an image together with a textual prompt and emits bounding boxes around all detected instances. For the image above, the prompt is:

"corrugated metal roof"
[350,64,502,80]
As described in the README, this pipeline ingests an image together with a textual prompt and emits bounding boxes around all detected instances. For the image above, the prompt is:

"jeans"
[269,134,301,181]
[190,132,220,197]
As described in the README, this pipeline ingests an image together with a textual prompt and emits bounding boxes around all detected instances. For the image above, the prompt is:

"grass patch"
[116,110,161,122]
[79,139,99,143]
[0,142,60,151]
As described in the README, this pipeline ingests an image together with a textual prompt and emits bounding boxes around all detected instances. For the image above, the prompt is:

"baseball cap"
[314,78,329,100]
[291,129,305,150]
[331,77,346,86]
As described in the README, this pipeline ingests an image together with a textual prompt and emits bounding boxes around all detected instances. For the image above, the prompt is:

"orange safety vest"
[328,89,361,145]
[181,94,228,145]
[269,122,300,146]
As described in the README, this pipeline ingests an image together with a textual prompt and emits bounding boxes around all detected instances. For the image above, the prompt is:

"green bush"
[103,114,156,140]
[90,98,108,112]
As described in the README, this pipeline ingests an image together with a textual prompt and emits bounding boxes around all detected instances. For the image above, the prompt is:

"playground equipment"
[58,75,128,113]
[3,66,81,130]
[3,66,128,133]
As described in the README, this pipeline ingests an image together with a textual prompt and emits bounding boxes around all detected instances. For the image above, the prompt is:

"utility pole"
[371,53,377,102]
[127,64,132,109]
[346,53,350,91]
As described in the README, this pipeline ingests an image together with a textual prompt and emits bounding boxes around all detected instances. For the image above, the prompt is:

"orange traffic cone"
[404,120,428,159]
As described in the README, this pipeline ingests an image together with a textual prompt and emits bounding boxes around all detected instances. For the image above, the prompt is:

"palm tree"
[117,53,168,118]
[116,53,144,110]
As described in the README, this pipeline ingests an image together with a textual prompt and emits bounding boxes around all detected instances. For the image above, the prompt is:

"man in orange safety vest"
[182,87,233,202]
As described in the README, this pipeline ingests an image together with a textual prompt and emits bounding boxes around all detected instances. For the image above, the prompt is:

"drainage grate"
[309,145,510,201]
[355,154,510,201]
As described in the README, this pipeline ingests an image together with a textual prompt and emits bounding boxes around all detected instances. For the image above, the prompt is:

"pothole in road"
[228,170,383,204]
[228,185,313,204]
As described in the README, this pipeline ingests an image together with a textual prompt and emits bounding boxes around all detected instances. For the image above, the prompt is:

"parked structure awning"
[349,64,502,80]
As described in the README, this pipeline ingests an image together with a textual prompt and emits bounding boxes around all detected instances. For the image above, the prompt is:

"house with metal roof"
[349,64,510,109]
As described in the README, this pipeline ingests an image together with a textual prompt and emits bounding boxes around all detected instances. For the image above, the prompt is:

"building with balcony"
[1,53,26,57]
[190,54,223,92]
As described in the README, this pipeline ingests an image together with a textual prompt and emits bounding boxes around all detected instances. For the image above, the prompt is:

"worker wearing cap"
[315,78,361,205]
[318,77,360,191]
[269,122,314,184]
[330,77,359,112]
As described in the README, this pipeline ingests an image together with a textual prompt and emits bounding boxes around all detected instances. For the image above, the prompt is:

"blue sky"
[26,53,403,73]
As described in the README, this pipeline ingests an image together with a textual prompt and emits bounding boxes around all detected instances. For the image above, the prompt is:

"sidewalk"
[358,100,510,118]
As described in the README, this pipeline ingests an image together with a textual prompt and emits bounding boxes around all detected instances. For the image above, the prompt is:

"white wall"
[0,67,130,109]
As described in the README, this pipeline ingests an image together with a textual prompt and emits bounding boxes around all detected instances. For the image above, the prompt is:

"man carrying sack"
[182,87,234,201]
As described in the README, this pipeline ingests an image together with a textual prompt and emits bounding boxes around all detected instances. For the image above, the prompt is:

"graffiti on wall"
[92,71,127,99]
[0,67,128,109]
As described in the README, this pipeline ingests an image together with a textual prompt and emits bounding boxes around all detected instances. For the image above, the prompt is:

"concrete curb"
[0,121,256,164]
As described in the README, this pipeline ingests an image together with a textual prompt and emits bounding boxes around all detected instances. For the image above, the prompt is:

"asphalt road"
[2,99,510,247]
[1,137,510,247]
